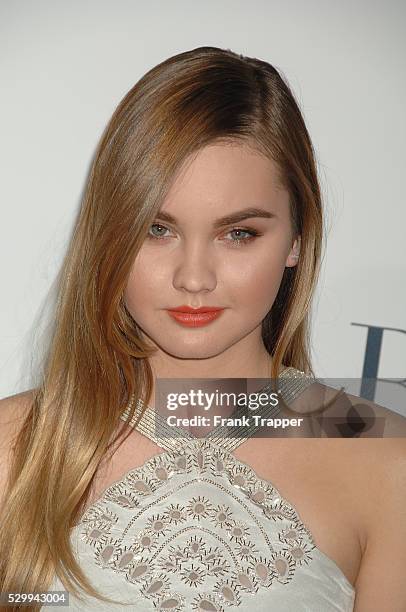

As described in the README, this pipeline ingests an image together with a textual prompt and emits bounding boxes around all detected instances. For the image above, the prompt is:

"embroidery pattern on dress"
[79,438,316,611]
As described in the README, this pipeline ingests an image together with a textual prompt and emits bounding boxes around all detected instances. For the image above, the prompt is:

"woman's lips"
[166,309,224,327]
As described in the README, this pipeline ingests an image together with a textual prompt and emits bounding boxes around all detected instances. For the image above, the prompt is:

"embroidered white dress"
[48,368,355,611]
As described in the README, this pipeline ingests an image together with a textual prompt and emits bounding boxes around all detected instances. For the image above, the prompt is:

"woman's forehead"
[159,142,289,221]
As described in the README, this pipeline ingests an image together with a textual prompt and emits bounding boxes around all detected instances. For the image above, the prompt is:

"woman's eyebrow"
[155,207,276,229]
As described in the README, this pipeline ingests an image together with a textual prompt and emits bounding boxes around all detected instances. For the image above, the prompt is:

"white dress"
[48,367,356,611]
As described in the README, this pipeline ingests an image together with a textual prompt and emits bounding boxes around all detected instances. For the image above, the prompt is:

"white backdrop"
[1,1,405,413]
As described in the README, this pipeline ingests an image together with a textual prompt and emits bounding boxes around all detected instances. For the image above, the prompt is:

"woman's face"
[124,141,300,362]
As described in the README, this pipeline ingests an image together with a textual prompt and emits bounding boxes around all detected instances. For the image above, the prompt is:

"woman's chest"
[85,433,363,589]
[233,438,364,587]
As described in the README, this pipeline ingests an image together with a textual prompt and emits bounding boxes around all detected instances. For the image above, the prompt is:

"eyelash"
[146,223,261,247]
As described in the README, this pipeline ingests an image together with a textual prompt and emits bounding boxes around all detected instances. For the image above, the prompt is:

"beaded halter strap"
[120,367,315,454]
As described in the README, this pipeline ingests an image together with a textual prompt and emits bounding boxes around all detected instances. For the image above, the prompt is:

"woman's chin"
[155,341,230,361]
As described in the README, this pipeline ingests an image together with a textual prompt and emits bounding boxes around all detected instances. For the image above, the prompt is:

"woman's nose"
[171,241,217,294]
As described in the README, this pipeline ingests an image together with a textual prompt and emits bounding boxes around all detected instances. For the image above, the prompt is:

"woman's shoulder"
[0,389,36,509]
[0,388,35,433]
[341,433,406,604]
[284,375,406,438]
[283,398,406,588]
[282,376,406,545]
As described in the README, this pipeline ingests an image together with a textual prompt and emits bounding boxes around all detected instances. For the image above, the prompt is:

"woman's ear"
[286,235,301,268]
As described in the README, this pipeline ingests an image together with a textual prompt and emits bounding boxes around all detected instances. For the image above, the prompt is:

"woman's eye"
[146,224,260,246]
[225,228,259,246]
[147,223,171,239]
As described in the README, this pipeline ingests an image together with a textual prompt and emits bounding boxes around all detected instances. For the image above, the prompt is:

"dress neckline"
[120,366,315,453]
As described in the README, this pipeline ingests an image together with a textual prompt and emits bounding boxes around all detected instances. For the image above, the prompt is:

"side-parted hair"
[0,46,324,608]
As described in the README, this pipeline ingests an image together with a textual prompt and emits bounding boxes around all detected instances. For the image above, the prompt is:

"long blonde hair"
[0,46,324,609]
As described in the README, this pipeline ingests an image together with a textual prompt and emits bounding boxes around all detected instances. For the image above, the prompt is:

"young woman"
[1,46,405,612]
